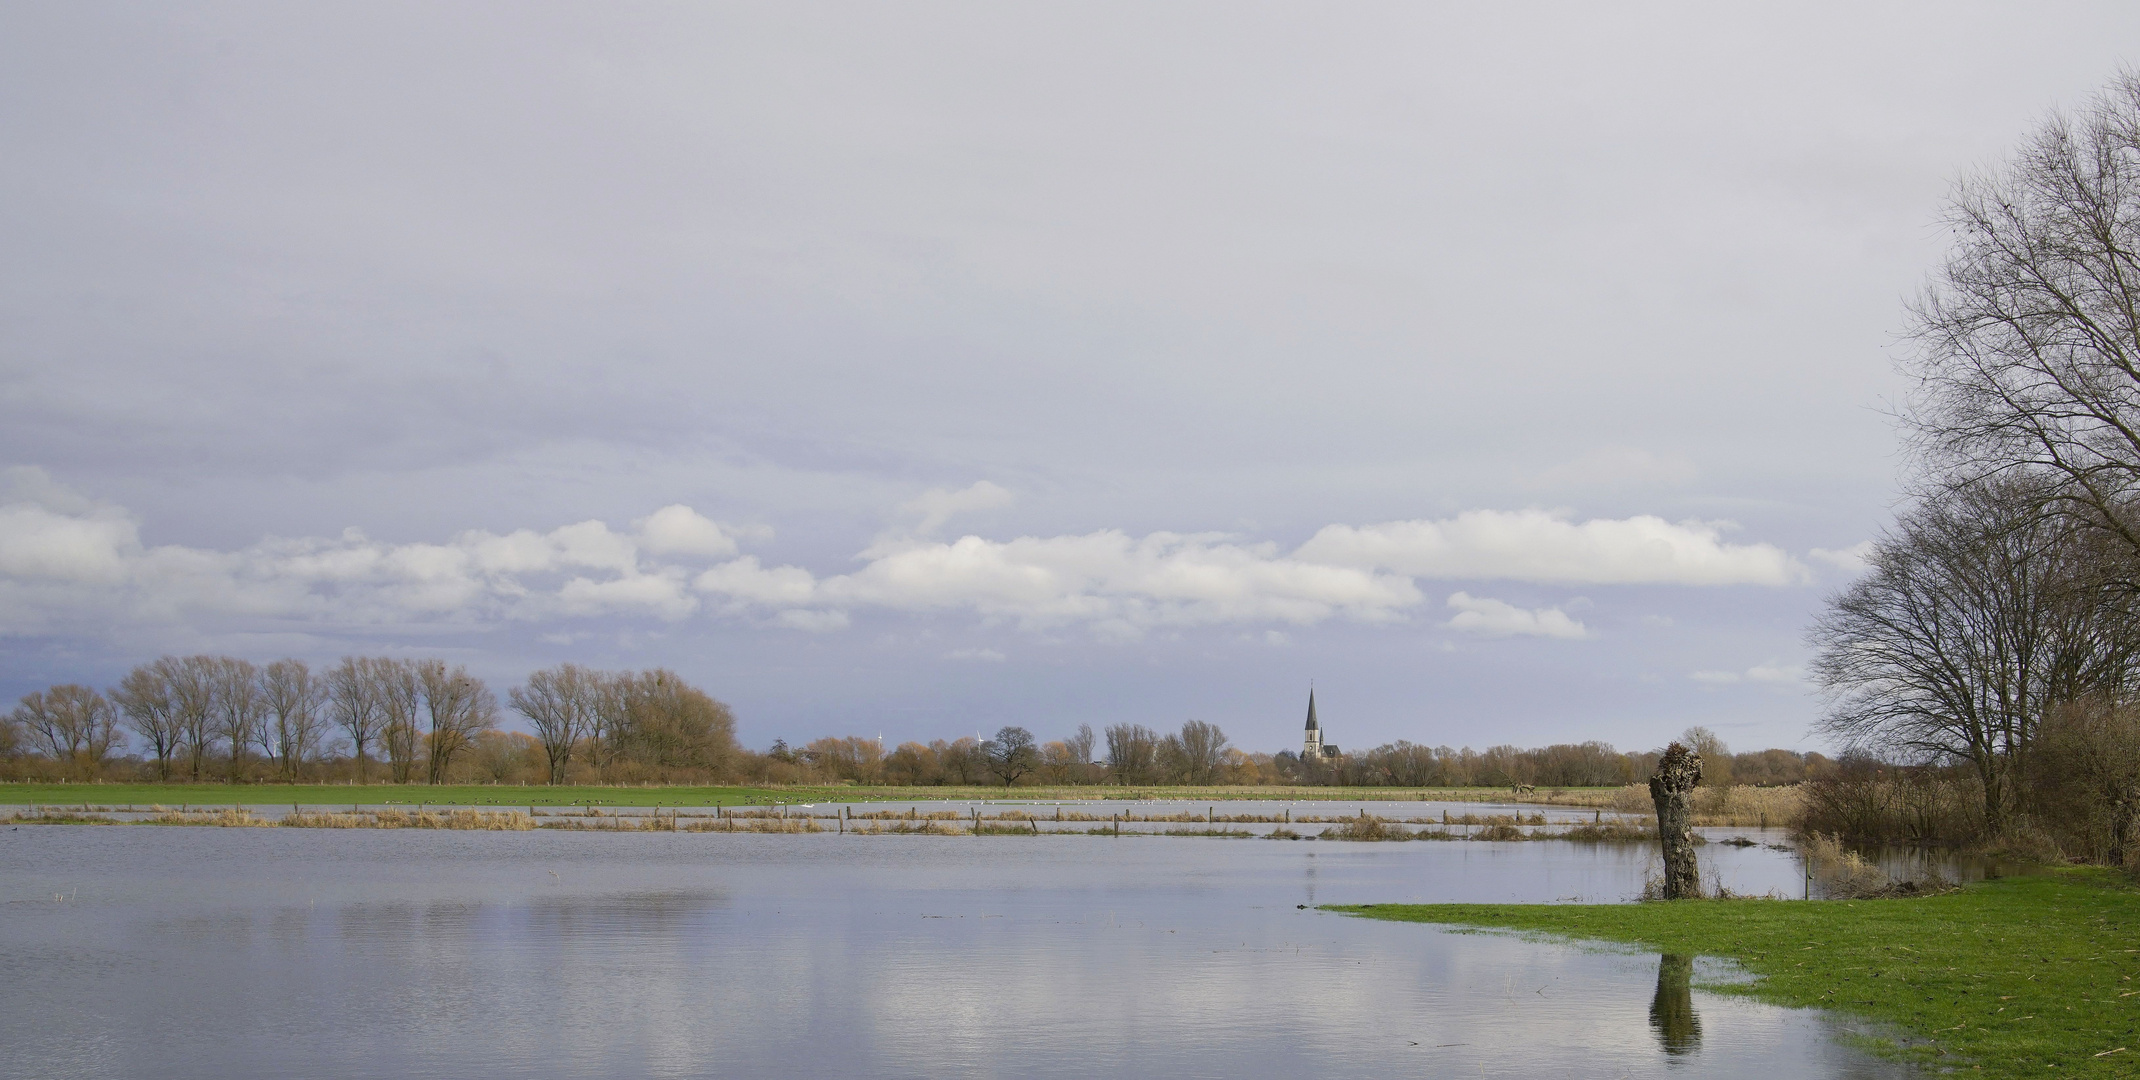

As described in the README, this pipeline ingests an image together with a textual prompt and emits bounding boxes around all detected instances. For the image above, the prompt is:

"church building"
[1302,689,1340,760]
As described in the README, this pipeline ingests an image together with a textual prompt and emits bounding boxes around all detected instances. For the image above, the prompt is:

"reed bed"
[1599,783,1803,827]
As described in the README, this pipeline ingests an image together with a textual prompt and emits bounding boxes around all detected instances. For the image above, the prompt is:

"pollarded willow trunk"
[1649,954,1701,1056]
[1649,743,1703,900]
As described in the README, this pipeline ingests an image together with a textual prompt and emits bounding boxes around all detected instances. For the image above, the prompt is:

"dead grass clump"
[1438,812,1548,827]
[5,810,119,825]
[1470,822,1527,842]
[283,812,370,828]
[144,808,274,827]
[846,820,966,835]
[1800,832,1900,898]
[1550,821,1656,843]
[1266,826,1302,840]
[1320,814,1411,841]
[678,817,825,834]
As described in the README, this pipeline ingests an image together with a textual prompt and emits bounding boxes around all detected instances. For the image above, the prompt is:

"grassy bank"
[1334,871,2140,1077]
[0,781,1642,808]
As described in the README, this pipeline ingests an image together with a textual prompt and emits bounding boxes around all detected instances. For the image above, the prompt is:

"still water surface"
[2,825,1908,1079]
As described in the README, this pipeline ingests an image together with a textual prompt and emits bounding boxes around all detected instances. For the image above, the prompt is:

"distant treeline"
[767,724,1830,789]
[3,655,1830,790]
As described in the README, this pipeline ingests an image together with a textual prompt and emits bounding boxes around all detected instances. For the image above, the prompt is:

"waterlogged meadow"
[0,809,1915,1080]
[3,796,1752,843]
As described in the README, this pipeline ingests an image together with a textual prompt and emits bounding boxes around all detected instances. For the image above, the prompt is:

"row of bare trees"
[1806,72,2140,864]
[104,655,496,784]
[4,657,739,786]
[10,667,1838,791]
[1287,733,1832,790]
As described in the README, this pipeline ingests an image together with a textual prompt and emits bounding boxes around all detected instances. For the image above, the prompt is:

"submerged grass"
[1333,870,2140,1078]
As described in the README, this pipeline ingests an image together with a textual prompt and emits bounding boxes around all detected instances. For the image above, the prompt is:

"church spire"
[1302,687,1325,761]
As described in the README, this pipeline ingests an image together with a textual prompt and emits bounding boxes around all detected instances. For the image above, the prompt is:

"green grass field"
[0,782,1618,807]
[0,782,799,807]
[1334,870,2140,1078]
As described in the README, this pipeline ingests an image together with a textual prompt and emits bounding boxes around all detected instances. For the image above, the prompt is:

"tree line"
[1805,72,2140,867]
[7,659,1828,791]
[2,656,737,786]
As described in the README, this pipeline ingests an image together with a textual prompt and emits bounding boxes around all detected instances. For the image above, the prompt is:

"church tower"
[1302,689,1323,760]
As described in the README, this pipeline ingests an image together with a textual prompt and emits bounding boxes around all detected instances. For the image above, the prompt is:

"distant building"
[1302,689,1340,760]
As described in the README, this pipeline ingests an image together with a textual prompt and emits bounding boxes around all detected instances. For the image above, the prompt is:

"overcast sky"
[6,3,2139,757]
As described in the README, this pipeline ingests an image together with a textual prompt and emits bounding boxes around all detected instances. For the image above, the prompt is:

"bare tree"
[1064,723,1097,783]
[985,726,1038,787]
[418,660,495,785]
[113,660,182,779]
[1679,728,1733,787]
[1905,73,2140,566]
[259,659,327,781]
[1172,720,1230,785]
[610,669,739,775]
[1809,478,2140,833]
[170,656,219,781]
[376,659,423,784]
[1104,723,1160,784]
[325,657,385,782]
[211,657,264,783]
[510,663,595,784]
[584,670,624,779]
[11,685,122,775]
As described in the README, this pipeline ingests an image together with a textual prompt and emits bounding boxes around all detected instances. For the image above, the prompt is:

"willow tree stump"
[1648,742,1703,900]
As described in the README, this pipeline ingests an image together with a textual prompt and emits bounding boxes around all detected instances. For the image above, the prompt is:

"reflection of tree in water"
[1649,953,1701,1057]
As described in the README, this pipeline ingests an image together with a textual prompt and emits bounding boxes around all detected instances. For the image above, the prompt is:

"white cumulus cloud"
[1808,541,1874,574]
[1443,592,1592,639]
[898,481,1015,538]
[0,473,1824,642]
[1297,509,1806,585]
[1690,663,1805,687]
[636,505,741,558]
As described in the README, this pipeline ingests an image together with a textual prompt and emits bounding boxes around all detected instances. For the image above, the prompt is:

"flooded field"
[0,817,1914,1079]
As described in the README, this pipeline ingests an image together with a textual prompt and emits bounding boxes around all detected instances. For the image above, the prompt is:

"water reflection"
[1650,953,1702,1057]
[0,828,1914,1079]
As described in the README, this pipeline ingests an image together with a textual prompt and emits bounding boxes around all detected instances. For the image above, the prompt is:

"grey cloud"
[7,3,2140,751]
